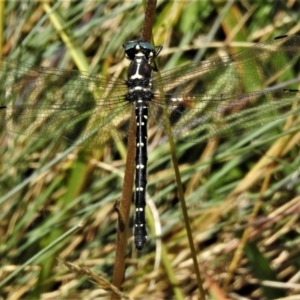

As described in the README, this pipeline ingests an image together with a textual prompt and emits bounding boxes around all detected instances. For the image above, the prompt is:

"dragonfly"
[1,34,300,250]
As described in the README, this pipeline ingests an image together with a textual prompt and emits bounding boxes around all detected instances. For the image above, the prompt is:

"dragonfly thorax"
[125,57,154,102]
[125,42,157,103]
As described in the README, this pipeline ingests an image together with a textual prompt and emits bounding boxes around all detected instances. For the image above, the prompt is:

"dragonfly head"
[123,40,162,71]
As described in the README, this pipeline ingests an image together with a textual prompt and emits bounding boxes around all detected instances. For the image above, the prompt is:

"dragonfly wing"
[149,35,300,142]
[0,57,130,147]
[153,35,300,96]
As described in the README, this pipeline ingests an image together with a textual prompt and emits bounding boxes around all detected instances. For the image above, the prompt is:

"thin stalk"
[141,0,157,41]
[111,108,136,299]
[160,98,206,299]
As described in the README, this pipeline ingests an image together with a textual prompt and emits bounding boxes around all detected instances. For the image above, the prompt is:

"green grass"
[1,1,300,299]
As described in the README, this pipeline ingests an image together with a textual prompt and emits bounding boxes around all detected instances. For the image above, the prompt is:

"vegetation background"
[1,1,299,299]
